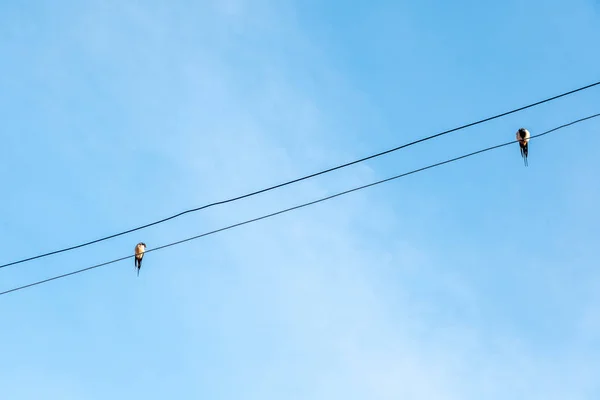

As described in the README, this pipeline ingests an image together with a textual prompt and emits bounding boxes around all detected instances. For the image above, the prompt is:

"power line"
[2,112,598,297]
[2,80,599,270]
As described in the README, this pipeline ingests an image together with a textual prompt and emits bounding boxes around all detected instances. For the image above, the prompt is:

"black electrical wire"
[1,80,599,270]
[1,112,597,297]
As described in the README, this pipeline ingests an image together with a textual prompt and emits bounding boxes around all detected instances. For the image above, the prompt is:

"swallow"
[516,128,530,166]
[134,242,146,276]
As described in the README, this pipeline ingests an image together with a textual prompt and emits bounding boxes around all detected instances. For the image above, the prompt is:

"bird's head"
[517,128,528,138]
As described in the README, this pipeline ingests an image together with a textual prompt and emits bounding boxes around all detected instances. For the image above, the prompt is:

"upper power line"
[1,80,599,270]
[2,112,598,297]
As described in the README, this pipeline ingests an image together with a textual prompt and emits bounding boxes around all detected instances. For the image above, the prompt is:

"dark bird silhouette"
[516,128,531,166]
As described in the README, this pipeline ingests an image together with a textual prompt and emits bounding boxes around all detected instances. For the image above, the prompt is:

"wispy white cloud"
[1,1,599,399]
[154,3,600,399]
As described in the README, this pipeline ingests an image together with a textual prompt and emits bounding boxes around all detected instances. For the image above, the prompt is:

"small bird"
[516,128,530,166]
[134,242,146,276]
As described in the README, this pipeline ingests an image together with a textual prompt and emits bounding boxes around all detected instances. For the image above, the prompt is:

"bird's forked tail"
[135,258,142,277]
[521,144,529,167]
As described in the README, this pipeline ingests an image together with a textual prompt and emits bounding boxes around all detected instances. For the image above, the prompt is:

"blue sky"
[1,0,599,398]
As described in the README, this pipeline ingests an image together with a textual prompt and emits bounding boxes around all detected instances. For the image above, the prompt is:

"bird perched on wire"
[134,242,146,276]
[516,128,530,166]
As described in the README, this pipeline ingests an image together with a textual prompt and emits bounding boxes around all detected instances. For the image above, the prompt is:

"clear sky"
[1,0,599,399]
